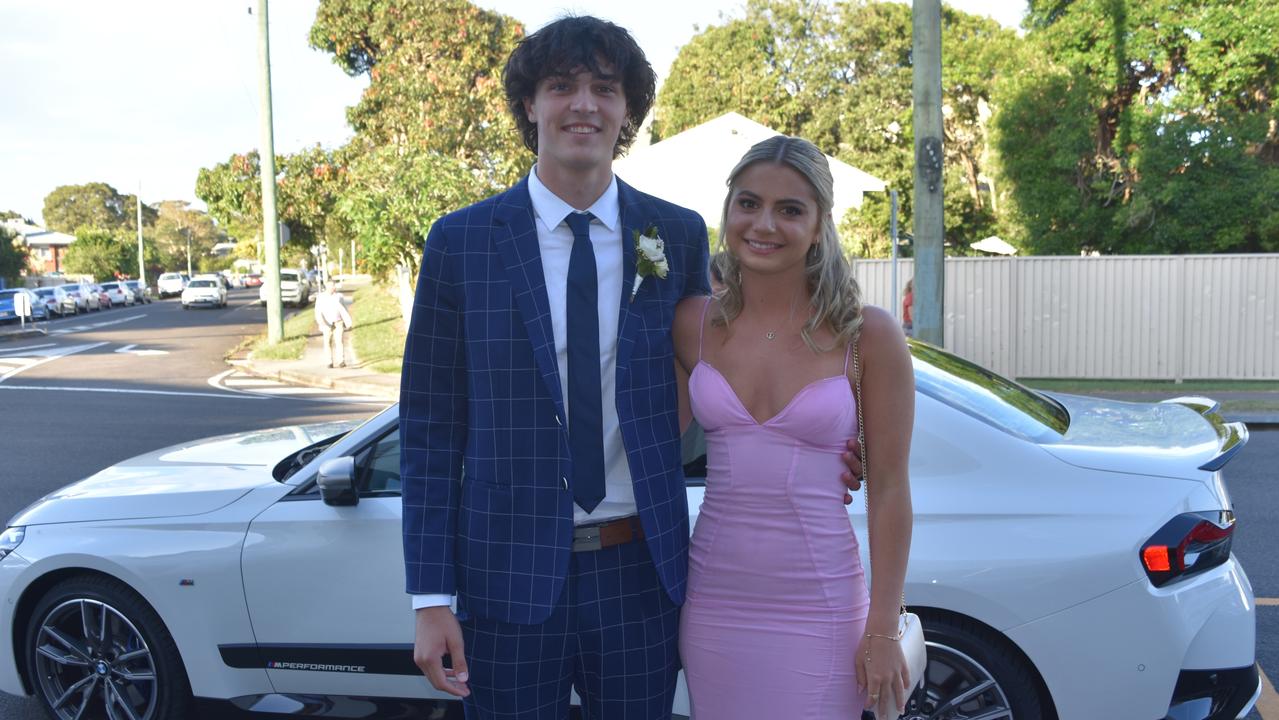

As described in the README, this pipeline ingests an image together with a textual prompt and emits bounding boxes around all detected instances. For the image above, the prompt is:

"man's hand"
[840,437,864,505]
[414,606,470,697]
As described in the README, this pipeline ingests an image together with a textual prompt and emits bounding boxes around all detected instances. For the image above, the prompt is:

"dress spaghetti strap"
[843,341,853,376]
[698,296,713,362]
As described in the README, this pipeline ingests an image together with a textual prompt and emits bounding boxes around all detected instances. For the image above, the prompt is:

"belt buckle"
[573,527,603,553]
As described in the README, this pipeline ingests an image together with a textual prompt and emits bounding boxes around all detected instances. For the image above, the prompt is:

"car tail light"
[1140,511,1234,587]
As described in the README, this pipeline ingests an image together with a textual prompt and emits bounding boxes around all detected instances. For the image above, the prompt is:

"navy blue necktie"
[565,212,605,513]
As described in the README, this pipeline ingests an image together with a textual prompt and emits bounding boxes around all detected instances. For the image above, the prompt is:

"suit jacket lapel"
[615,179,646,374]
[493,179,566,421]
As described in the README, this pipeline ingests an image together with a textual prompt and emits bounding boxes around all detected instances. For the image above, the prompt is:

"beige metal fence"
[853,254,1279,380]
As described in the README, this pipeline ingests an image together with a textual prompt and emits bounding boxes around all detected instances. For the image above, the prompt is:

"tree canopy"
[0,226,29,286]
[994,0,1279,253]
[655,0,1023,257]
[62,228,135,280]
[42,183,157,236]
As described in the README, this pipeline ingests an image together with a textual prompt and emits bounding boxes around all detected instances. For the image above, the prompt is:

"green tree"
[152,202,227,273]
[0,226,29,285]
[994,0,1279,254]
[42,183,157,235]
[336,141,490,276]
[195,152,263,246]
[310,0,529,187]
[655,0,1023,257]
[62,229,133,280]
[0,210,29,223]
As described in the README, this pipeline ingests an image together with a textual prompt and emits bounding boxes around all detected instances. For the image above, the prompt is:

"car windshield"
[188,280,216,288]
[909,341,1069,443]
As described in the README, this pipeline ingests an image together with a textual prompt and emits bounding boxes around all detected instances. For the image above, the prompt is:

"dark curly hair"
[503,16,656,158]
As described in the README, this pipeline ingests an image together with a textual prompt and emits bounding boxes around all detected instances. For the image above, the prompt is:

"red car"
[244,274,263,288]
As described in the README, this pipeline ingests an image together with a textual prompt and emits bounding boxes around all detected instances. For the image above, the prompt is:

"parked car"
[98,281,135,307]
[123,280,152,304]
[58,283,100,312]
[156,272,187,299]
[0,343,1259,720]
[32,286,76,317]
[243,273,263,288]
[0,288,49,323]
[258,269,312,307]
[181,278,227,309]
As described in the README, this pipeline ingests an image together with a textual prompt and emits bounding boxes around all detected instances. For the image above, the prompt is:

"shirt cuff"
[412,594,454,611]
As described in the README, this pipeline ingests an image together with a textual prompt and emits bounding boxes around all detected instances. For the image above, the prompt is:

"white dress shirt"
[413,168,636,610]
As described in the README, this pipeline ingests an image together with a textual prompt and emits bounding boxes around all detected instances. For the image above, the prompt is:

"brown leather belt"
[572,516,645,552]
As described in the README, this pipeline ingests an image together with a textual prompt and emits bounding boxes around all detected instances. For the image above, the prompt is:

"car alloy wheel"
[27,576,193,720]
[899,615,1044,720]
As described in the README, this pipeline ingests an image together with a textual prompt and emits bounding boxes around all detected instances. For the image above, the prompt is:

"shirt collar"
[528,165,620,234]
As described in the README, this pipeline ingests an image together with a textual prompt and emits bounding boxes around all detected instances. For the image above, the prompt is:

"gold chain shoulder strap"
[852,340,908,616]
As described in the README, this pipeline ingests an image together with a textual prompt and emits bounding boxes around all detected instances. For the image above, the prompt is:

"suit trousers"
[460,539,681,720]
[320,323,345,366]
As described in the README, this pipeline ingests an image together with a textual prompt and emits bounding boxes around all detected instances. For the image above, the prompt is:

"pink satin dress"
[680,301,870,719]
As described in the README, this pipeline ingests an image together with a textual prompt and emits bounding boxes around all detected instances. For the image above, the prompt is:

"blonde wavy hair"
[714,135,864,353]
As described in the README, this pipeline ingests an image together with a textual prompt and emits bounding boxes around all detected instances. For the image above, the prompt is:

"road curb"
[227,358,399,401]
[0,327,49,342]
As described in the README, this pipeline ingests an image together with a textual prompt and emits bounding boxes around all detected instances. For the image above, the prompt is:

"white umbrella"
[613,112,886,228]
[970,235,1018,255]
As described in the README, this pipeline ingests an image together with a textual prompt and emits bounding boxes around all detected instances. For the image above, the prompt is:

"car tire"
[25,574,195,720]
[182,304,189,310]
[907,613,1046,720]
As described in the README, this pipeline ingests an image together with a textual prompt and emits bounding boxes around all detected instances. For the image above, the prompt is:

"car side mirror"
[317,457,359,507]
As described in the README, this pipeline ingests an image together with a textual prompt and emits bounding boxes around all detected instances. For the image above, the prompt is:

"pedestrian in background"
[901,278,914,337]
[315,283,352,369]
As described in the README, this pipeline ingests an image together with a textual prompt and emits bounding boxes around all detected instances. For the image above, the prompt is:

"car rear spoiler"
[1161,396,1249,472]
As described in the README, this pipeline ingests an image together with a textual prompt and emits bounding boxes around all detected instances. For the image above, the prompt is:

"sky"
[0,1,1026,226]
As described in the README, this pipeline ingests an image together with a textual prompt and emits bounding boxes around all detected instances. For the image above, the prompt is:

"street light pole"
[185,229,192,276]
[257,0,283,344]
[912,0,945,346]
[136,182,145,285]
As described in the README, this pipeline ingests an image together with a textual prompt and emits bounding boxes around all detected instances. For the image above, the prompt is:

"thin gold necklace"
[764,293,803,341]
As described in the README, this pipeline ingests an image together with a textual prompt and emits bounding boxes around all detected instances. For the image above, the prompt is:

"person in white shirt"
[314,283,352,368]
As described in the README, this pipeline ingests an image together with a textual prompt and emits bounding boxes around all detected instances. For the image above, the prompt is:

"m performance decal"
[219,643,420,675]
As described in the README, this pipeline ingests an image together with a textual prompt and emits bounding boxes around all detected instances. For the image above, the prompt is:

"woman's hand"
[855,633,910,718]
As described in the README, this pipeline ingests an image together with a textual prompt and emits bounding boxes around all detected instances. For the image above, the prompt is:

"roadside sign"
[13,291,31,330]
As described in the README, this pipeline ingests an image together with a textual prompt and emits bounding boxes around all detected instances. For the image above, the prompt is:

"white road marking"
[0,384,267,400]
[114,344,169,356]
[0,342,107,383]
[221,378,283,387]
[0,342,56,354]
[48,314,146,336]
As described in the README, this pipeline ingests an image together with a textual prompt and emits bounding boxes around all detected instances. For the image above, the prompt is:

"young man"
[400,16,862,719]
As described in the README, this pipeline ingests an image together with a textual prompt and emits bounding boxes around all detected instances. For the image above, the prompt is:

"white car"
[97,281,135,307]
[0,344,1259,720]
[258,269,312,308]
[156,273,186,299]
[180,278,227,309]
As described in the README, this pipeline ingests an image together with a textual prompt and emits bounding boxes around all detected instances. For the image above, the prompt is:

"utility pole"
[136,182,145,285]
[185,228,193,276]
[257,0,283,343]
[912,0,945,346]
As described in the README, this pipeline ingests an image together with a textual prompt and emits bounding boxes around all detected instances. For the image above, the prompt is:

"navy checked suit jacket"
[400,176,711,625]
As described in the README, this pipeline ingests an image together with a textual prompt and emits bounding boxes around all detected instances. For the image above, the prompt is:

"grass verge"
[249,306,313,361]
[351,284,405,374]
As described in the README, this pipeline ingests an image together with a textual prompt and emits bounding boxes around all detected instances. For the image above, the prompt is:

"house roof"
[2,219,76,247]
[613,112,887,227]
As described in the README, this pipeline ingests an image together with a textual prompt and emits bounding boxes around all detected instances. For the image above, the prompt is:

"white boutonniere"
[631,225,669,302]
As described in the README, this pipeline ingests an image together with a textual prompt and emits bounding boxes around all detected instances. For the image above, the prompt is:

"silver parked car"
[58,283,100,312]
[98,281,136,307]
[32,286,76,317]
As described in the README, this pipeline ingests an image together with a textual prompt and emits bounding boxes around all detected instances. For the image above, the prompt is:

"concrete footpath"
[228,312,399,402]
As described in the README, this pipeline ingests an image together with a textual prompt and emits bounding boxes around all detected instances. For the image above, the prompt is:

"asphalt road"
[0,290,1273,719]
[0,289,378,720]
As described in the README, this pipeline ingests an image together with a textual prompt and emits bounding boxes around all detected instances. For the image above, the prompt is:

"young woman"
[674,136,915,719]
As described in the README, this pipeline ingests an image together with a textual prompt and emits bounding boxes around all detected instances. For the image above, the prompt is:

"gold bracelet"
[864,632,901,642]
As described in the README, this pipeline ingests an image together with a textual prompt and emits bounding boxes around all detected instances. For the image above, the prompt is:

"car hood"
[8,421,359,527]
[1039,393,1237,479]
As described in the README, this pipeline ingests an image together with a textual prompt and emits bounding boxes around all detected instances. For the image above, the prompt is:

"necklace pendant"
[765,331,776,341]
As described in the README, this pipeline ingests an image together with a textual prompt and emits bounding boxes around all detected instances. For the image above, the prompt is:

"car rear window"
[160,274,180,280]
[62,284,79,291]
[35,289,53,297]
[910,341,1069,443]
[280,272,299,282]
[188,280,216,288]
[0,290,18,299]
